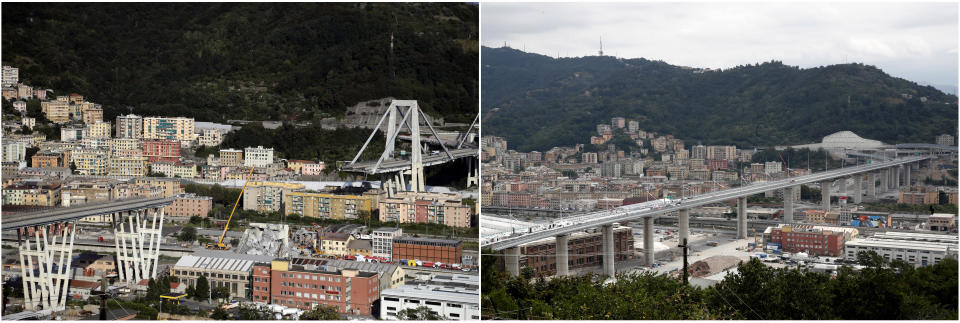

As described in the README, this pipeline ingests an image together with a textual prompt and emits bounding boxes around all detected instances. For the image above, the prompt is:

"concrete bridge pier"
[894,166,901,191]
[880,169,889,193]
[678,209,690,243]
[18,222,77,311]
[555,234,569,276]
[736,197,747,239]
[820,181,832,210]
[505,247,520,276]
[868,172,877,198]
[854,175,864,204]
[783,186,796,224]
[838,177,847,196]
[904,164,911,186]
[603,224,617,275]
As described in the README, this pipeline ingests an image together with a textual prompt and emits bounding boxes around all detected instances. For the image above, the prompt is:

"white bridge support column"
[603,224,617,275]
[895,166,902,190]
[678,209,690,244]
[867,172,877,198]
[838,177,847,196]
[18,222,76,312]
[880,169,889,193]
[820,181,832,211]
[854,175,864,204]
[736,197,747,239]
[505,247,520,276]
[783,186,796,224]
[904,164,911,186]
[114,206,165,285]
[642,219,655,267]
[555,234,569,276]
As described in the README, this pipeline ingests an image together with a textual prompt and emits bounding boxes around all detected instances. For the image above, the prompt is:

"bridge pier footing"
[555,234,569,276]
[18,222,76,312]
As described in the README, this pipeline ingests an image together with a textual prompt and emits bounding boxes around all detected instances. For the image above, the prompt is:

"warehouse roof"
[173,255,255,272]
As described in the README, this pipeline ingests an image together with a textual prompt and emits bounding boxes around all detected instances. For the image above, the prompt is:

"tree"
[209,307,229,320]
[18,125,32,135]
[299,305,342,320]
[211,286,230,301]
[179,226,196,242]
[194,275,209,301]
[189,216,203,225]
[395,306,445,320]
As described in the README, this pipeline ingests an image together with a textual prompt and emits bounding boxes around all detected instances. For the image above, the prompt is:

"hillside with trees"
[2,3,478,123]
[482,46,957,151]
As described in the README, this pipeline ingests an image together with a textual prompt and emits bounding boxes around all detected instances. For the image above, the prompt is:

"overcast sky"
[482,2,959,93]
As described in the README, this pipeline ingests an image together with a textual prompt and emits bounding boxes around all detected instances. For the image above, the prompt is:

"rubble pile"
[235,223,292,257]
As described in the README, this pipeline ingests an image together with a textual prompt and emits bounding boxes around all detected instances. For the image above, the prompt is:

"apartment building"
[142,139,181,163]
[244,146,274,167]
[41,101,70,123]
[108,155,148,177]
[143,116,195,141]
[243,181,305,212]
[116,114,143,139]
[83,121,112,139]
[378,191,472,228]
[372,228,403,261]
[71,148,109,175]
[284,190,376,220]
[166,193,213,219]
[219,148,243,166]
[82,107,103,125]
[197,129,224,147]
[898,186,940,205]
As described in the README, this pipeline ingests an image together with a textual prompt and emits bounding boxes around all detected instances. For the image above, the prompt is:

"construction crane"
[206,168,254,250]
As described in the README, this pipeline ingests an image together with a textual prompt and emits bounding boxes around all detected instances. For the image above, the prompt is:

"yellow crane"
[206,168,254,250]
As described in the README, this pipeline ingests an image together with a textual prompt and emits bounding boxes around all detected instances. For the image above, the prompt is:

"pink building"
[301,162,325,175]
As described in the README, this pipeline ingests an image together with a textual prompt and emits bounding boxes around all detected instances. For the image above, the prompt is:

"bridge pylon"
[17,223,76,312]
[113,206,165,285]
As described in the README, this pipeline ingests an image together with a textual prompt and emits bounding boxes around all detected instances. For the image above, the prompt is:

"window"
[426,301,441,306]
[384,297,400,302]
[447,303,462,308]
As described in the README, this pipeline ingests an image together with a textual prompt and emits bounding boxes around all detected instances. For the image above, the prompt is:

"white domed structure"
[793,131,885,151]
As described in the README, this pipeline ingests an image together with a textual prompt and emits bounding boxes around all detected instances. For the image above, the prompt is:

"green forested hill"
[482,46,958,151]
[2,3,478,123]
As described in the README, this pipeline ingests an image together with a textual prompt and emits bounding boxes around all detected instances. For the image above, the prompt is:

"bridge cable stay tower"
[346,100,478,197]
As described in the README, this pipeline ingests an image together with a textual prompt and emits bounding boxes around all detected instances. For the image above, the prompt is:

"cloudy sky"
[482,2,959,93]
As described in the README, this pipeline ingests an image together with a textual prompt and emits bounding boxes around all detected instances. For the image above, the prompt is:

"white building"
[763,161,782,174]
[380,285,479,320]
[143,116,195,141]
[372,227,403,261]
[2,140,26,163]
[61,126,85,142]
[936,134,955,147]
[12,101,27,114]
[2,66,18,87]
[197,129,224,147]
[845,233,957,267]
[243,146,274,167]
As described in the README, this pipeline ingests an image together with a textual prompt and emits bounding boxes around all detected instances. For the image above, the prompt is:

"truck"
[422,261,435,268]
[706,241,719,247]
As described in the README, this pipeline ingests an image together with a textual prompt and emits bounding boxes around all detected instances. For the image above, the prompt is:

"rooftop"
[381,284,478,305]
[173,255,255,272]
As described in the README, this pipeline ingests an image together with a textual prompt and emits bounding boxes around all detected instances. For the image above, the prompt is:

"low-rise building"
[380,284,479,320]
[372,227,402,261]
[929,213,956,232]
[764,224,857,257]
[898,186,939,206]
[171,255,254,299]
[244,146,274,167]
[251,259,380,316]
[392,236,462,265]
[845,237,957,267]
[219,148,243,166]
[284,189,376,220]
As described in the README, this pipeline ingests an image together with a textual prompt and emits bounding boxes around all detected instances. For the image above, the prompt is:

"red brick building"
[251,260,380,316]
[767,225,846,257]
[142,139,181,163]
[516,226,633,274]
[392,236,462,264]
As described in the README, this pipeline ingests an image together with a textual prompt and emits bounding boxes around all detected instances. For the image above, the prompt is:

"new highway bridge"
[483,156,929,277]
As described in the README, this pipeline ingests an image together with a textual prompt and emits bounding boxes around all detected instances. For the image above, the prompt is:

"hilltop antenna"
[599,36,604,56]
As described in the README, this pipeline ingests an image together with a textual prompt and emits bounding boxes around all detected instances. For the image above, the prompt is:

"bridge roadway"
[1,197,175,230]
[340,148,477,174]
[485,156,927,251]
